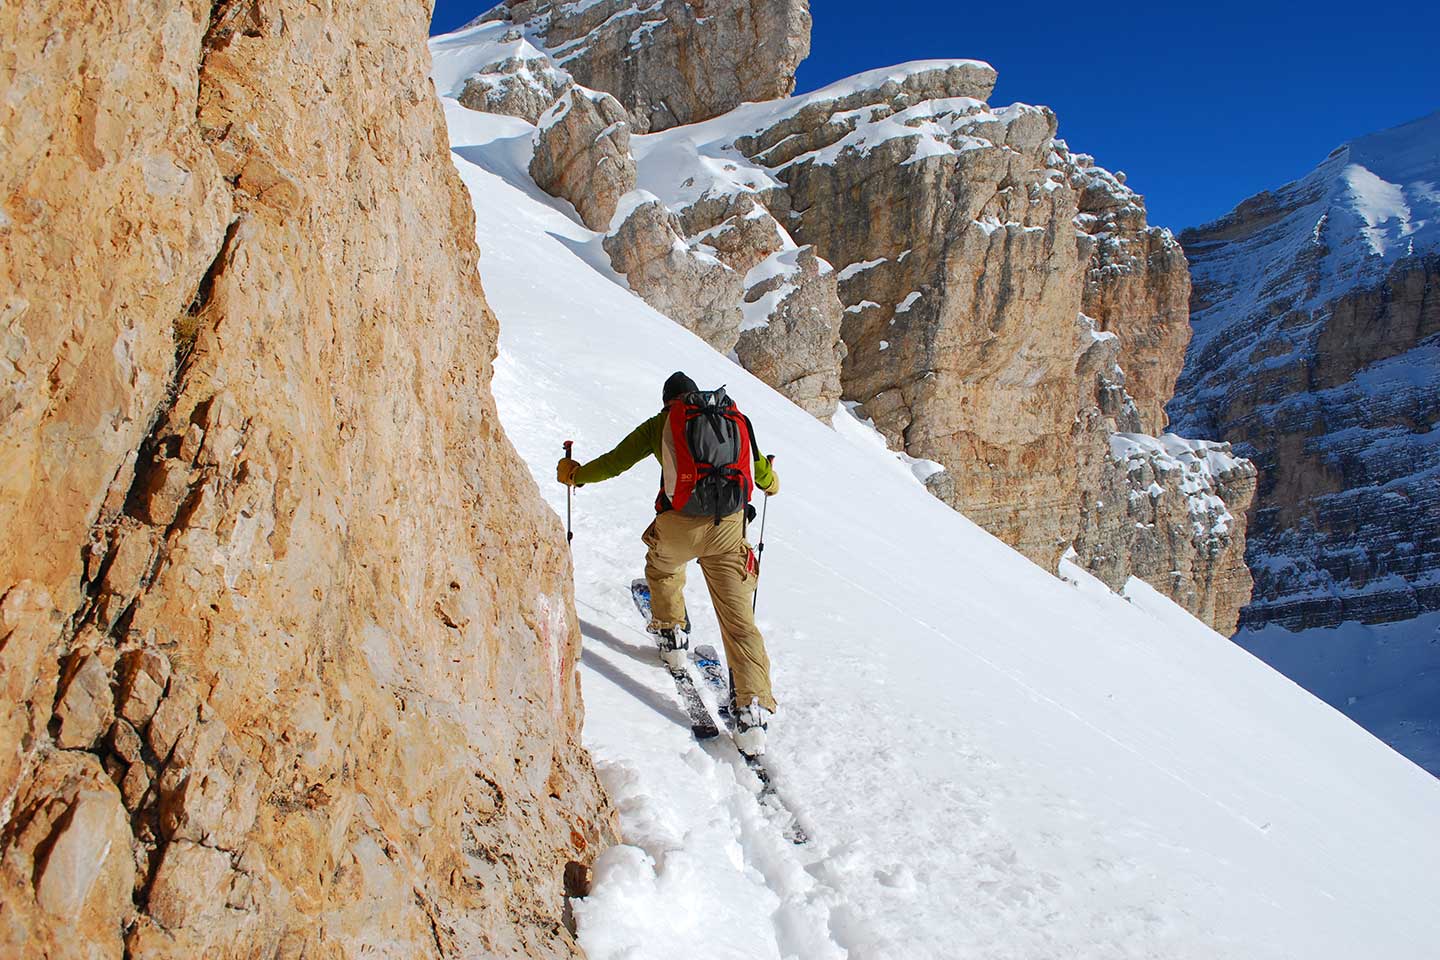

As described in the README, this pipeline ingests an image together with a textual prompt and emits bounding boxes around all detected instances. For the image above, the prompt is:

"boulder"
[1072,433,1258,634]
[456,31,574,123]
[2,753,135,956]
[604,195,745,351]
[531,86,637,231]
[735,247,846,419]
[53,653,114,750]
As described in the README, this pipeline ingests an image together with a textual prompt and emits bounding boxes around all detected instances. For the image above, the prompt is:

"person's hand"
[762,471,779,496]
[557,458,582,486]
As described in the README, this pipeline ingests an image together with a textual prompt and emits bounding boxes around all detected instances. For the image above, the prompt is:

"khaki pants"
[643,510,776,712]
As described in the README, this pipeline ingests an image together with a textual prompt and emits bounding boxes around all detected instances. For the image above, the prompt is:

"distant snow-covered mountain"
[1180,110,1439,364]
[1169,110,1440,775]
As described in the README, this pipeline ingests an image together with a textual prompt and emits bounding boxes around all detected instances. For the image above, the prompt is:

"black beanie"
[663,371,698,404]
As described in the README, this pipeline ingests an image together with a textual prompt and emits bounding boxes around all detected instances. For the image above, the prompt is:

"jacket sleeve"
[753,456,777,493]
[747,416,777,492]
[574,414,662,485]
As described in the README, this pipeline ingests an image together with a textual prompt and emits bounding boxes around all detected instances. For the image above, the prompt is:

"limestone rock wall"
[1068,153,1192,434]
[480,0,812,133]
[765,87,1089,567]
[1,3,612,958]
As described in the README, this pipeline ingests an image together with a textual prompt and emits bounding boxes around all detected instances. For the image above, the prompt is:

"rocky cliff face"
[429,14,1251,630]
[432,9,844,419]
[1072,434,1258,635]
[1,2,612,957]
[667,62,1251,625]
[1071,157,1193,435]
[476,0,812,133]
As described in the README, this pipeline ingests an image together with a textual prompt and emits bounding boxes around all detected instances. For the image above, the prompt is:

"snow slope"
[442,101,1440,959]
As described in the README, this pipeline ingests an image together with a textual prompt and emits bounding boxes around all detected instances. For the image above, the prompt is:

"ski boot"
[733,696,772,758]
[655,626,689,671]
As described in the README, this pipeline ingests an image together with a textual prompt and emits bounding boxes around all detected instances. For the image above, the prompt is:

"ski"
[630,579,719,740]
[629,579,808,844]
[739,753,809,845]
[717,704,809,845]
[691,648,808,844]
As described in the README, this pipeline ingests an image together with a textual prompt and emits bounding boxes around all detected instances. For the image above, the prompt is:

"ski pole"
[753,455,774,612]
[563,440,574,545]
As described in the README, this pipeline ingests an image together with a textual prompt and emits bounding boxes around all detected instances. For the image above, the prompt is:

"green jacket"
[575,410,777,492]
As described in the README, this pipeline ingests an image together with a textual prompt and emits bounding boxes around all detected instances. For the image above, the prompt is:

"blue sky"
[430,1,1440,230]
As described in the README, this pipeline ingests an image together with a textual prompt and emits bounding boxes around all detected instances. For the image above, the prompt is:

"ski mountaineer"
[556,372,781,756]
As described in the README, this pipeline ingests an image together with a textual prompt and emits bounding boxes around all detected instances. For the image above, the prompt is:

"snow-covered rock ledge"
[1074,432,1259,634]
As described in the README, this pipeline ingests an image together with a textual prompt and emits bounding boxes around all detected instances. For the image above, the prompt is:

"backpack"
[657,387,755,522]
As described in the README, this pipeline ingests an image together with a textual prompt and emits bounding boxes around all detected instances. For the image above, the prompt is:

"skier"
[556,372,780,756]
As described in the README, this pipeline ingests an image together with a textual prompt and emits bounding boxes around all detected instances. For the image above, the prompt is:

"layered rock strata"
[1176,250,1440,631]
[476,0,812,133]
[1,2,612,958]
[1167,111,1440,773]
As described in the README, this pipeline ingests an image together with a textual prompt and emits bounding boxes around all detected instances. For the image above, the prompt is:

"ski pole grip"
[564,440,573,457]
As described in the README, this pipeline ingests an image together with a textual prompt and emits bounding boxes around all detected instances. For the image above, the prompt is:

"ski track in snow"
[437,94,1440,960]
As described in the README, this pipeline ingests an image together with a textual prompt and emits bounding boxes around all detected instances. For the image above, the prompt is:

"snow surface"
[438,100,1440,959]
